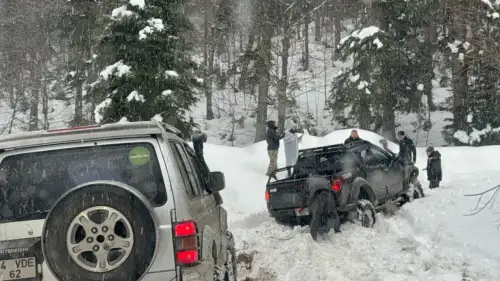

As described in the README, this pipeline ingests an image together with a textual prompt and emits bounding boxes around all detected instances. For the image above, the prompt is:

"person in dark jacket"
[426,146,442,189]
[395,131,416,163]
[344,130,362,145]
[266,120,282,179]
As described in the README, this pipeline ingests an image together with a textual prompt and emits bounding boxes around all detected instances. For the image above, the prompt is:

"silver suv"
[0,120,236,281]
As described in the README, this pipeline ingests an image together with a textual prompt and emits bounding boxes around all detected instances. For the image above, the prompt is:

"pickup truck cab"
[265,140,424,227]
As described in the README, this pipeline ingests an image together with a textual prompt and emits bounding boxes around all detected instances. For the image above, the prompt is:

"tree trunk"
[327,3,334,33]
[451,9,468,141]
[277,18,291,133]
[238,9,258,93]
[303,3,310,71]
[42,74,49,129]
[29,61,41,131]
[254,0,272,142]
[381,96,397,140]
[203,0,215,120]
[423,16,438,111]
[74,81,83,125]
[314,6,321,42]
[333,0,342,60]
[356,1,379,130]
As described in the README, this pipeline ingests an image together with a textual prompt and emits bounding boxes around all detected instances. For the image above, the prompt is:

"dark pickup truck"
[265,140,424,229]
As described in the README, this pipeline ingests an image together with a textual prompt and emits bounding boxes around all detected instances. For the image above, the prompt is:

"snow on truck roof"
[0,120,183,151]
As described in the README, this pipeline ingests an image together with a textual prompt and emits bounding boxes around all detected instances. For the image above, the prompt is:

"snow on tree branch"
[100,61,132,80]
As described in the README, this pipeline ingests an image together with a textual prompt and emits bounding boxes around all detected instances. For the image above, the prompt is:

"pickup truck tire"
[309,191,339,241]
[412,181,425,199]
[42,182,157,281]
[357,199,376,228]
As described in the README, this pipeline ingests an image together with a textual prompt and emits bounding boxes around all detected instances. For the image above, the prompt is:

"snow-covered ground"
[204,129,500,281]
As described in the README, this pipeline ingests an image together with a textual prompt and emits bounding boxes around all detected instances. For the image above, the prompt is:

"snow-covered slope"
[204,129,500,281]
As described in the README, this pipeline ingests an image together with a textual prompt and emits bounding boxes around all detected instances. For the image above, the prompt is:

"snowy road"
[202,129,500,281]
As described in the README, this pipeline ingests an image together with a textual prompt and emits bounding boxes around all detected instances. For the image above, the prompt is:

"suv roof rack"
[150,120,182,136]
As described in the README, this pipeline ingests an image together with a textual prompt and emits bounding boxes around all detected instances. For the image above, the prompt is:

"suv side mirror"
[209,171,225,192]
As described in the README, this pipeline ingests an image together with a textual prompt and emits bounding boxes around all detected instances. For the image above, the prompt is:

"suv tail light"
[331,179,343,192]
[173,221,199,265]
[265,191,270,201]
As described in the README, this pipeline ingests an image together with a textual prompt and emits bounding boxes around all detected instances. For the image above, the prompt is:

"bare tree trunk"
[303,3,310,71]
[42,74,49,129]
[327,3,334,33]
[424,19,438,111]
[29,61,41,131]
[278,17,291,133]
[254,0,272,142]
[333,0,342,60]
[8,86,18,134]
[314,5,321,42]
[74,77,84,125]
[451,8,468,141]
[239,6,258,94]
[203,0,215,120]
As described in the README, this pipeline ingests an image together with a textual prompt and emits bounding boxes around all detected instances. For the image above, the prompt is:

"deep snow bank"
[202,129,500,281]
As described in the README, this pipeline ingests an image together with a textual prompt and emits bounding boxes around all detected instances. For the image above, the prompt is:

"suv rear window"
[0,142,166,223]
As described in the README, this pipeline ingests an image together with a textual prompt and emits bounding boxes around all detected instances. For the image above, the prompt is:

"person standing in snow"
[284,121,300,177]
[395,131,416,164]
[344,130,362,145]
[425,146,442,189]
[266,120,283,179]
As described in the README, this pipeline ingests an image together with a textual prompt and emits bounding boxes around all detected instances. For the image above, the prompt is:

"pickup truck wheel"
[357,199,376,228]
[42,183,157,281]
[309,191,338,241]
[412,181,425,199]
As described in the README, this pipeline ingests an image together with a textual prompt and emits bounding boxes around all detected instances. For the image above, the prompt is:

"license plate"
[0,257,36,280]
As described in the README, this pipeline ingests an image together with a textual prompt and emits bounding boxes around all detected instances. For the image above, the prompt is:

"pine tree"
[91,0,202,138]
[328,0,431,140]
[443,2,500,145]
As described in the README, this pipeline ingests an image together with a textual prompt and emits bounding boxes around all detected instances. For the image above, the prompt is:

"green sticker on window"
[129,146,151,166]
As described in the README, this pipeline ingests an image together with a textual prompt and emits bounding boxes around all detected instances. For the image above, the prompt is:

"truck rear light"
[173,221,199,266]
[331,179,342,192]
[265,191,270,201]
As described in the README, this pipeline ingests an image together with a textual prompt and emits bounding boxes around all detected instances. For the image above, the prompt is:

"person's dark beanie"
[397,131,405,136]
[426,146,434,153]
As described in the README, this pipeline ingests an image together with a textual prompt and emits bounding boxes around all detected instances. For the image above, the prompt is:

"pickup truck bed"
[265,143,361,220]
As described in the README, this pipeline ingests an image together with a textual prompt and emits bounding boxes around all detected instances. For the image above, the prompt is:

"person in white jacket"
[284,121,300,176]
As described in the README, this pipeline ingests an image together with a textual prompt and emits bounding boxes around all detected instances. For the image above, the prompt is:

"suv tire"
[357,199,376,228]
[42,182,158,281]
[412,181,425,199]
